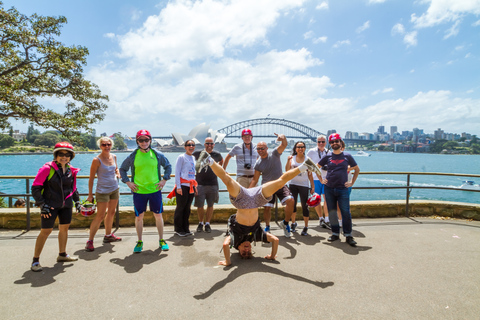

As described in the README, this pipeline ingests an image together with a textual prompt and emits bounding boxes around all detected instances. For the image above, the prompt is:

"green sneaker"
[159,239,169,251]
[134,241,143,253]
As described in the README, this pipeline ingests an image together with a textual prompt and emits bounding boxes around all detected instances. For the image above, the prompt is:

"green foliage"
[429,139,448,153]
[471,143,480,155]
[442,141,459,150]
[34,132,61,147]
[163,197,176,206]
[0,3,108,141]
[112,133,127,150]
[0,133,15,148]
[0,197,7,208]
[471,135,478,144]
[26,123,40,142]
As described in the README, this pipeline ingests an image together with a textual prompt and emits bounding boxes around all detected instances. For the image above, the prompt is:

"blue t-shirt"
[318,152,357,189]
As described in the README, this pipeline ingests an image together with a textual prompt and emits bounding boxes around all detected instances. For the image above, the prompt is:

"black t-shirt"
[193,150,223,186]
[228,214,269,249]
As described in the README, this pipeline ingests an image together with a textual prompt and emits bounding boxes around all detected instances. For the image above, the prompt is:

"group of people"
[30,128,359,271]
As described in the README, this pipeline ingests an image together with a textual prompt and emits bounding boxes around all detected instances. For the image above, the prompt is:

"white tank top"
[289,155,310,187]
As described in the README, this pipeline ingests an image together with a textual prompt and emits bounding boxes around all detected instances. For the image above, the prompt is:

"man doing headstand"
[196,150,322,266]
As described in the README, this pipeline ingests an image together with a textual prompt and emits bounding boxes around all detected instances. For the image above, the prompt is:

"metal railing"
[1,172,479,230]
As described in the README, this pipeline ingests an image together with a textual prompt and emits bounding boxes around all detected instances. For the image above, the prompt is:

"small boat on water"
[356,150,371,157]
[459,181,480,189]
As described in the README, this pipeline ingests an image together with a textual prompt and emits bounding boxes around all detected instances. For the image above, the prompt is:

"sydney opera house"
[125,123,227,151]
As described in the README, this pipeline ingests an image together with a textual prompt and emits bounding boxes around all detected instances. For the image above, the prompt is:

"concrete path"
[1,217,479,320]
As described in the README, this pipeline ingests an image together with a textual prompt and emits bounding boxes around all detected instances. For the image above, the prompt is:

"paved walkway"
[1,217,479,319]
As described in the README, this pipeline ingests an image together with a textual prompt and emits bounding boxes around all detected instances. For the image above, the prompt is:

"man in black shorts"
[193,137,223,233]
[249,133,295,237]
[196,149,322,266]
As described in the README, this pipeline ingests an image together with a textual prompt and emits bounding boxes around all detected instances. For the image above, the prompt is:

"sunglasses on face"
[317,141,326,143]
[331,140,341,144]
[296,146,306,149]
[138,139,150,143]
[205,142,214,145]
[101,143,112,147]
[257,147,266,151]
[185,144,195,147]
[57,152,71,158]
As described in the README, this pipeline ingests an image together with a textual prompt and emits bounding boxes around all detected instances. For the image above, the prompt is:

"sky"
[5,0,480,138]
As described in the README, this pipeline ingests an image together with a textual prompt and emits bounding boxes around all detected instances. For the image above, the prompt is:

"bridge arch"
[217,118,325,142]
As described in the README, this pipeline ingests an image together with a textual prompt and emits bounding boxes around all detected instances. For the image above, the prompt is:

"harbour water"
[0,151,479,206]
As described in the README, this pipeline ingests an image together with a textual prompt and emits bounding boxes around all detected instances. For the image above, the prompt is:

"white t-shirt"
[306,147,329,181]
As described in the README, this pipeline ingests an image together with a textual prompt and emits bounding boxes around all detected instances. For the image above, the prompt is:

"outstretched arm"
[265,233,279,260]
[274,133,288,154]
[219,235,232,266]
[222,154,232,171]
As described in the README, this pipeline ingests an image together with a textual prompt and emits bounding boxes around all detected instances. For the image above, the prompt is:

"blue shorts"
[133,191,163,216]
[314,180,325,195]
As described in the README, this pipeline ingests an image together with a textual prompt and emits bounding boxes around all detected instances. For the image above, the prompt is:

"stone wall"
[1,200,478,229]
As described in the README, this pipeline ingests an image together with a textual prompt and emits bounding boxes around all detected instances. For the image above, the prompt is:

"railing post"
[26,178,30,231]
[405,174,411,217]
[115,201,120,229]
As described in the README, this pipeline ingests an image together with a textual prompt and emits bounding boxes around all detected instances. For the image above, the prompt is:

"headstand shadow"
[14,263,74,287]
[322,241,372,255]
[73,243,115,261]
[110,249,167,273]
[277,233,324,260]
[194,258,334,300]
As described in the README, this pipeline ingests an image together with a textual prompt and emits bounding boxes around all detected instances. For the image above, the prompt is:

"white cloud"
[356,20,371,33]
[473,19,480,26]
[316,1,329,10]
[114,0,308,66]
[349,91,480,134]
[372,87,394,95]
[391,23,405,35]
[411,0,480,28]
[368,0,387,3]
[313,36,328,43]
[444,19,461,38]
[332,39,351,48]
[404,31,418,47]
[304,30,315,39]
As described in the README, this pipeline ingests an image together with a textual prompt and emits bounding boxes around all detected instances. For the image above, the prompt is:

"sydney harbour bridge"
[154,118,374,145]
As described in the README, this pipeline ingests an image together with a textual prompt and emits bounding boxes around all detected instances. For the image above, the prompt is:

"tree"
[0,3,108,141]
[112,133,127,150]
[34,132,60,147]
[442,141,459,150]
[0,133,14,148]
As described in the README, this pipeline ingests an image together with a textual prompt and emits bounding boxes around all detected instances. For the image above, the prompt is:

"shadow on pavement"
[14,263,74,287]
[110,249,167,273]
[194,258,334,300]
[73,243,116,261]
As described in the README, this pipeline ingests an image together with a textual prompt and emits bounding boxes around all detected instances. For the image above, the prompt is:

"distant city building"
[345,131,353,139]
[327,129,337,138]
[390,126,397,137]
[377,125,385,134]
[12,130,26,142]
[434,128,444,140]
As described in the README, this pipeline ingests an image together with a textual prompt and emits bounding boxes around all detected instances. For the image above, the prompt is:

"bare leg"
[104,198,118,235]
[135,213,145,241]
[34,228,53,258]
[89,202,107,241]
[209,161,241,198]
[58,224,70,253]
[205,206,214,223]
[263,206,271,226]
[154,213,164,239]
[262,167,302,198]
[197,206,205,223]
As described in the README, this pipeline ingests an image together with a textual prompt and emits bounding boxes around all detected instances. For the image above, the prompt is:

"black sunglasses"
[57,152,72,157]
[138,139,150,143]
[185,144,196,147]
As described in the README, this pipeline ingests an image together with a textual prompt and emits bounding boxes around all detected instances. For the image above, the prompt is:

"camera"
[322,165,328,171]
[244,163,251,169]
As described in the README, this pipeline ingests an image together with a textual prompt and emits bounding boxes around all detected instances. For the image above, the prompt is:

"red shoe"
[103,234,122,243]
[85,240,94,251]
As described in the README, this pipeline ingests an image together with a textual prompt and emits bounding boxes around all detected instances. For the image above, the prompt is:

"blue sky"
[5,0,480,137]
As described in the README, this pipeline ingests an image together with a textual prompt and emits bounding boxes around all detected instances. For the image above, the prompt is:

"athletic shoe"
[31,262,42,272]
[301,227,308,236]
[57,254,78,262]
[134,241,143,253]
[279,220,291,238]
[85,240,94,252]
[195,150,213,173]
[159,239,169,251]
[103,234,122,243]
[303,157,323,177]
[346,236,357,247]
[185,230,193,236]
[328,235,340,242]
[196,223,203,232]
[204,224,212,233]
[176,231,187,237]
[264,225,270,232]
[291,222,298,232]
[321,220,331,230]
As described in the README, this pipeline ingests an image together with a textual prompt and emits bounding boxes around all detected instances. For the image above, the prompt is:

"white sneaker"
[195,150,213,173]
